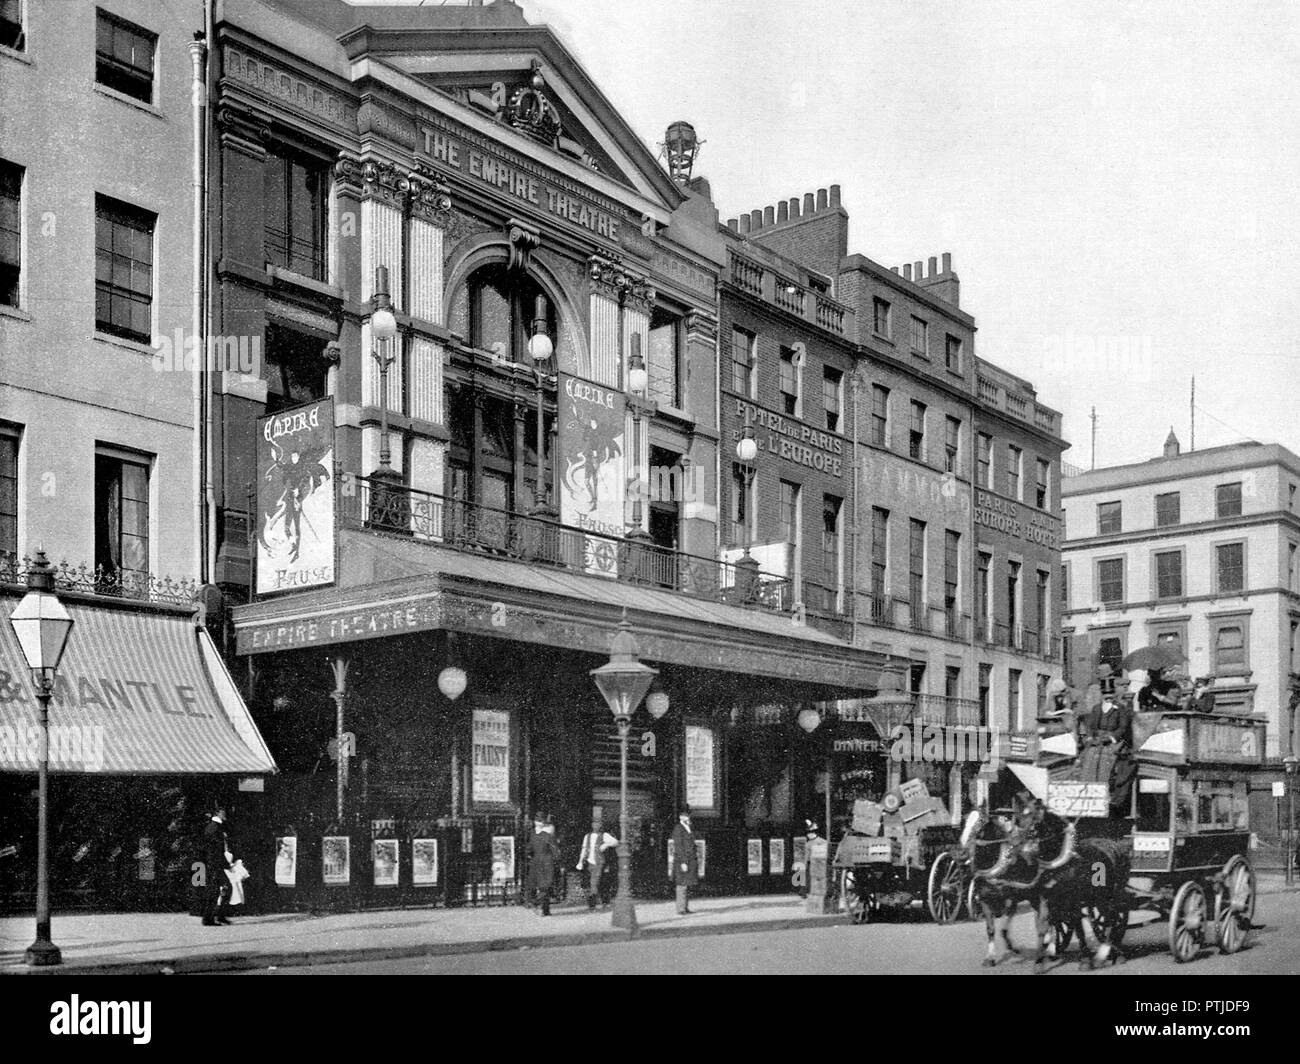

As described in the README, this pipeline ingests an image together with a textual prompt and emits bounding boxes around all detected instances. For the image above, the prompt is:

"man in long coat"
[1080,695,1136,817]
[670,811,698,915]
[527,815,559,916]
[200,807,233,926]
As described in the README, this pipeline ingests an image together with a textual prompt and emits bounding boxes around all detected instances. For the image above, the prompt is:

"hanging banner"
[472,709,511,805]
[558,373,626,577]
[256,397,335,595]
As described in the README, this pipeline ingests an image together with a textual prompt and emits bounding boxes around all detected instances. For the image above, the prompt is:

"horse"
[964,797,1129,972]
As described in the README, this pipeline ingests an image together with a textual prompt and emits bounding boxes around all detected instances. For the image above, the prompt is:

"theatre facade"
[212,0,893,904]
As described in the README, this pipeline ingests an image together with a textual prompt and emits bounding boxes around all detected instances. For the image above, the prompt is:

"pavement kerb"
[4,911,854,976]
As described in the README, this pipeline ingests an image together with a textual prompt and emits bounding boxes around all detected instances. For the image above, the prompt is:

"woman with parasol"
[1123,644,1187,713]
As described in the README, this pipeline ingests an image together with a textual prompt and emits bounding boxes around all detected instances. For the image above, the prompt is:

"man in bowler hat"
[527,813,560,916]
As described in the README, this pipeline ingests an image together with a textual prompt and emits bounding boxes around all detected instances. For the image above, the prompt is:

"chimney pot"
[914,261,923,279]
[777,201,789,223]
[829,184,841,207]
[890,266,900,274]
[803,192,815,215]
[942,252,952,273]
[903,264,913,281]
[738,215,750,234]
[789,196,801,218]
[816,188,828,210]
[750,209,763,231]
[763,205,775,226]
[928,256,938,277]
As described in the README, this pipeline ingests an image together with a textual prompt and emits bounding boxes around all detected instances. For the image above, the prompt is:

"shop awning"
[0,596,277,776]
[233,531,889,691]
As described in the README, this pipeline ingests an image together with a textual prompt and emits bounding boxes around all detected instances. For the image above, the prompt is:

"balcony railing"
[725,250,853,336]
[343,477,852,629]
[729,251,764,296]
[914,693,984,728]
[0,552,199,606]
[972,617,1059,660]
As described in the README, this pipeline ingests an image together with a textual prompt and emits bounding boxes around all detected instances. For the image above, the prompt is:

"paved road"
[232,891,1300,976]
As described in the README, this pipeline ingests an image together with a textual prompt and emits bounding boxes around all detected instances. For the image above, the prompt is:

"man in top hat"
[200,806,233,926]
[526,813,560,916]
[670,810,699,915]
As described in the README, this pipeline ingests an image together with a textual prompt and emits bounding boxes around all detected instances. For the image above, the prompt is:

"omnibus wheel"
[1169,880,1207,963]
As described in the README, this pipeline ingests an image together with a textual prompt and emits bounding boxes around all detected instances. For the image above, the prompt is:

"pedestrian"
[526,813,559,916]
[575,819,619,911]
[669,810,698,915]
[200,806,233,926]
[797,820,822,898]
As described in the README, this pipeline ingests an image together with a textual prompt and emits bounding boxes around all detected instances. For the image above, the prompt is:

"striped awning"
[0,596,276,775]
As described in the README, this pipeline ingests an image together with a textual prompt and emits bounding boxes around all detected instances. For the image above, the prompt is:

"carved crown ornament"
[588,253,655,313]
[504,61,563,147]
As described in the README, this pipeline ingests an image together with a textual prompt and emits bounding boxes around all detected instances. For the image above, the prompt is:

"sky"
[353,0,1300,469]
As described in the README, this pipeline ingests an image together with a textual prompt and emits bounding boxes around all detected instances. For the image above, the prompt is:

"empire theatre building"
[212,0,889,905]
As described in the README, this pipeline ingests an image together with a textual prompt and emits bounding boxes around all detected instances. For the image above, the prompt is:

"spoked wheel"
[966,876,979,921]
[1213,856,1256,955]
[1169,880,1208,963]
[927,851,966,924]
[842,869,877,925]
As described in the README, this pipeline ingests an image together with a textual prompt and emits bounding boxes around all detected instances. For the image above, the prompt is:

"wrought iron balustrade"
[0,552,199,606]
[914,693,984,728]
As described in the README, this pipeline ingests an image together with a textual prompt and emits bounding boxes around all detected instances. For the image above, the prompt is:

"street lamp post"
[526,295,556,520]
[1284,755,1299,886]
[8,550,74,967]
[590,617,658,931]
[734,419,759,603]
[369,266,401,523]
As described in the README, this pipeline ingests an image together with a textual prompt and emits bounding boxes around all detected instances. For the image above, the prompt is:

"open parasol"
[1121,644,1186,672]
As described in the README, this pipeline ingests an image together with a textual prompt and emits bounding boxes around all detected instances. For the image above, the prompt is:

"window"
[1291,483,1297,512]
[1097,558,1124,604]
[1289,542,1298,593]
[779,480,800,547]
[95,195,154,343]
[1035,459,1050,509]
[1035,569,1049,634]
[1196,780,1249,831]
[976,552,991,634]
[0,0,24,52]
[1096,636,1124,676]
[1006,444,1022,500]
[1152,627,1185,657]
[95,450,150,581]
[872,297,891,338]
[910,315,928,355]
[870,507,889,616]
[945,666,961,700]
[822,367,842,433]
[264,147,328,281]
[647,306,681,408]
[909,400,926,461]
[1060,562,1069,611]
[0,427,16,557]
[976,433,992,488]
[778,347,798,416]
[977,664,992,725]
[1215,482,1243,519]
[1097,501,1122,534]
[944,416,960,474]
[1154,550,1183,600]
[944,530,960,624]
[1155,491,1180,528]
[1007,560,1021,631]
[95,9,156,103]
[870,384,889,446]
[1216,542,1244,594]
[1290,619,1298,674]
[945,334,962,373]
[264,324,329,415]
[1212,623,1247,675]
[0,159,19,308]
[730,327,755,397]
[908,519,926,613]
[1037,674,1050,715]
[1008,668,1023,730]
[822,495,842,603]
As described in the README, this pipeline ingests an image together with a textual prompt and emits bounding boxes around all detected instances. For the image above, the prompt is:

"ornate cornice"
[360,159,409,210]
[216,105,271,158]
[588,253,655,313]
[223,44,357,133]
[408,165,452,225]
[334,151,364,197]
[684,309,718,345]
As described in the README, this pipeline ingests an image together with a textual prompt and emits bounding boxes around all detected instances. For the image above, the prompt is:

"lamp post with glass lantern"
[590,618,658,930]
[1285,755,1299,886]
[8,550,74,966]
[369,267,401,522]
[526,295,556,520]
[734,420,759,602]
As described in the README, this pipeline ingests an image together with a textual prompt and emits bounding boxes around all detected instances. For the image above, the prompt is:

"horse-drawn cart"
[1000,709,1264,965]
[832,780,970,923]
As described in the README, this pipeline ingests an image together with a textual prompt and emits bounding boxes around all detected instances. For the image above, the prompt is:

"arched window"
[449,263,556,364]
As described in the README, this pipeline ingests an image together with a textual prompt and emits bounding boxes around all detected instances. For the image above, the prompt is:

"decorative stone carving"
[334,151,364,197]
[684,309,719,346]
[216,106,271,158]
[407,165,452,224]
[360,159,409,209]
[506,220,542,273]
[588,252,655,312]
[502,61,563,147]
